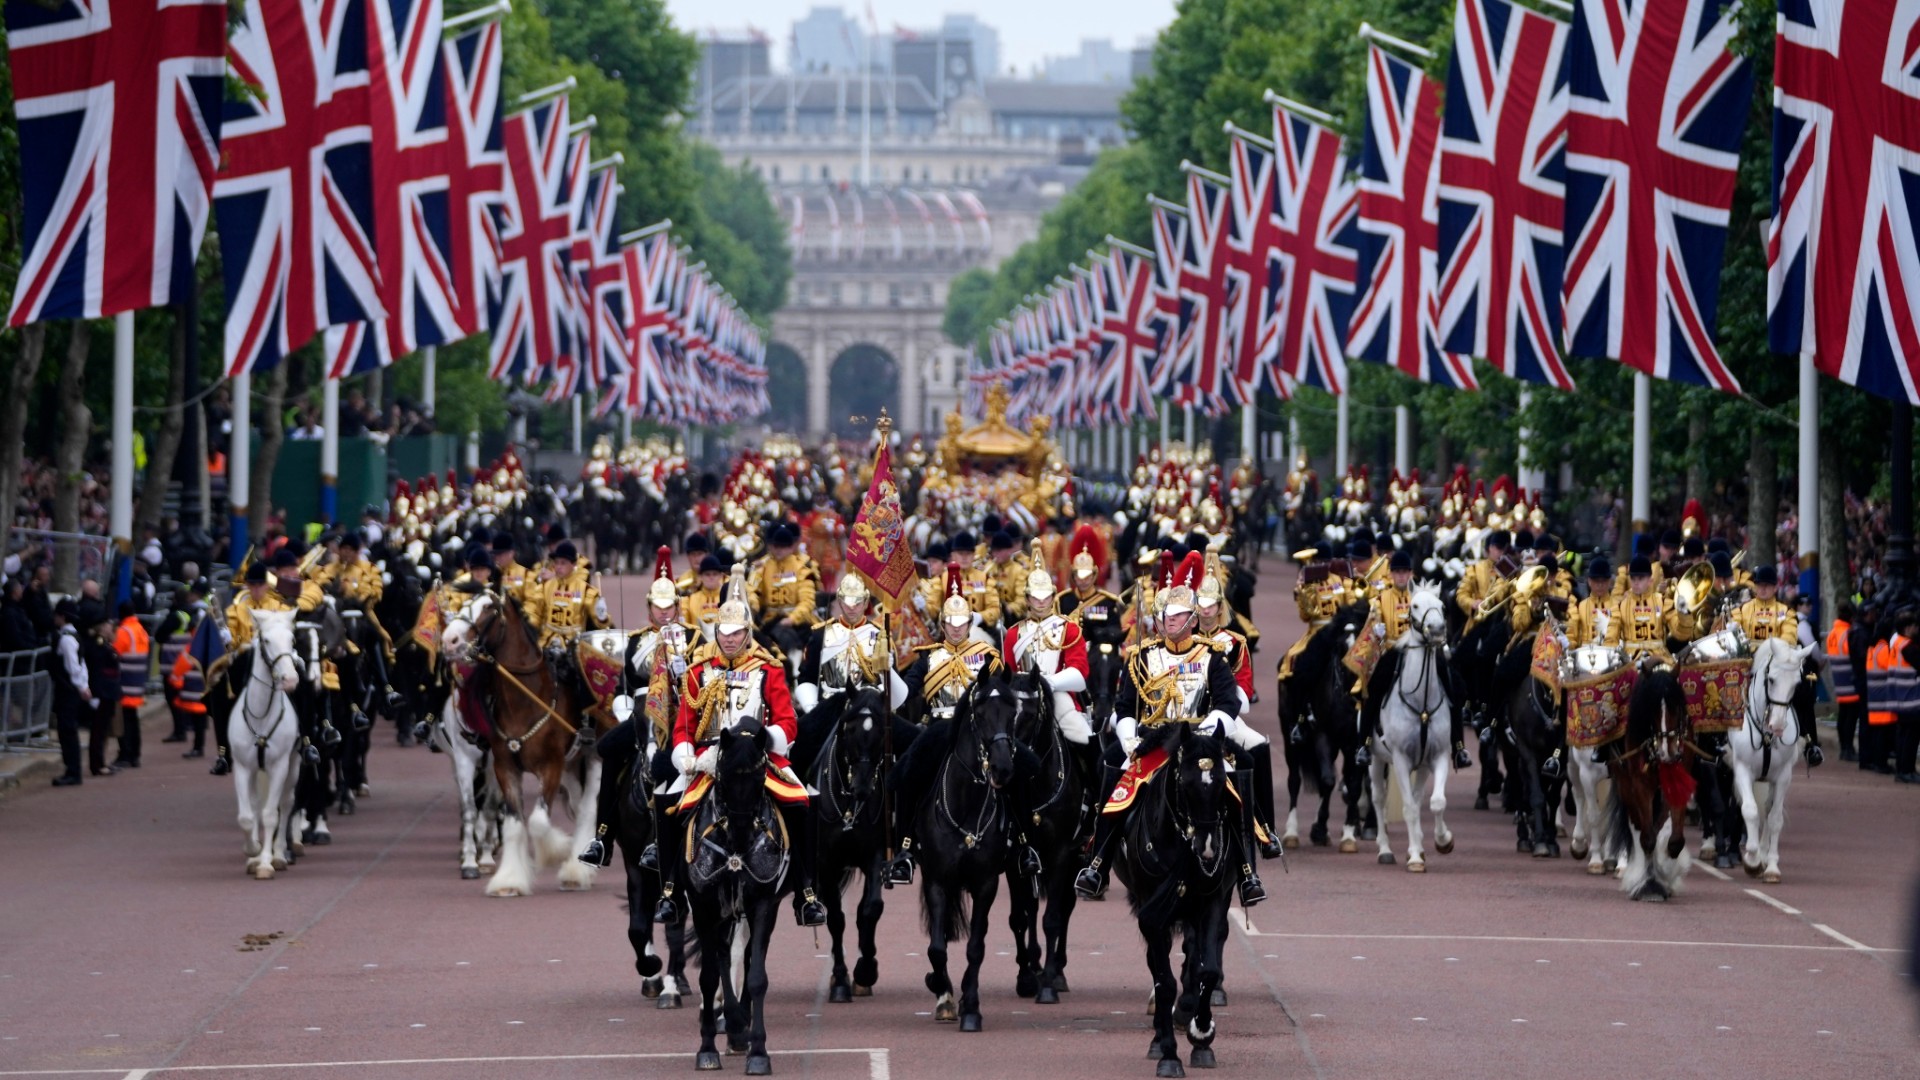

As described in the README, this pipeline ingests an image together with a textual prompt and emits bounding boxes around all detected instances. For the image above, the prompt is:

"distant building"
[693,31,771,133]
[1042,39,1132,84]
[790,6,869,74]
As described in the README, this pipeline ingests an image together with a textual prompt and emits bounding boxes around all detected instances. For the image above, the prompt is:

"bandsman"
[748,522,819,631]
[1730,565,1822,766]
[520,541,608,650]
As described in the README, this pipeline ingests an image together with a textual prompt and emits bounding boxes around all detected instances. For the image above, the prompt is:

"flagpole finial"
[875,408,892,438]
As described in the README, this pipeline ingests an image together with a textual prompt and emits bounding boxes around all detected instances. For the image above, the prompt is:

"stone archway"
[828,344,899,439]
[764,342,808,432]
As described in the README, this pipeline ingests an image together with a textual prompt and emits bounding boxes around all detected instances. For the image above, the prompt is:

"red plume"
[945,563,965,600]
[447,467,458,491]
[1157,549,1177,590]
[1175,550,1205,591]
[1069,523,1107,574]
[654,545,673,583]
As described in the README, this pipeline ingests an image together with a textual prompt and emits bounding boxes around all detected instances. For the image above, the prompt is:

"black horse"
[791,687,918,1004]
[1277,599,1371,851]
[597,713,689,1010]
[898,666,1021,1032]
[1495,651,1565,859]
[685,723,788,1075]
[1003,668,1091,1006]
[1113,723,1234,1079]
[1452,606,1513,810]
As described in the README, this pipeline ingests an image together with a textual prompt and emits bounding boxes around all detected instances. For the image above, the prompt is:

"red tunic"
[1003,617,1090,690]
[671,651,798,771]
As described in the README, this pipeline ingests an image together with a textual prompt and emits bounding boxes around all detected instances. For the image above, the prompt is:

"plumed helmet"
[716,564,751,634]
[1069,522,1105,583]
[1196,553,1225,611]
[837,571,871,607]
[942,564,970,624]
[1161,551,1206,618]
[648,545,677,608]
[1025,539,1055,601]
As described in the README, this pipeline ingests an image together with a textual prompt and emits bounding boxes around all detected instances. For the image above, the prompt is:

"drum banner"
[410,589,445,655]
[1531,630,1564,691]
[1565,666,1636,748]
[1342,626,1383,680]
[1679,660,1746,733]
[576,637,625,715]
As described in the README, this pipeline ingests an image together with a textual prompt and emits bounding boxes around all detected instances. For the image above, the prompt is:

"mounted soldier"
[947,530,1002,634]
[1195,553,1283,858]
[794,571,909,717]
[1276,544,1356,746]
[989,530,1030,628]
[749,521,819,671]
[581,547,699,870]
[682,553,729,643]
[657,565,827,928]
[1728,565,1822,765]
[1076,551,1267,907]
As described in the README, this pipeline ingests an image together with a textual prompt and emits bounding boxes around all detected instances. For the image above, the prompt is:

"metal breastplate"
[926,645,988,719]
[821,621,882,693]
[704,664,766,731]
[1143,644,1209,721]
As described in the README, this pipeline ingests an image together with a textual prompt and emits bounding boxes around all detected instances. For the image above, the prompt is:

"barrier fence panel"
[0,648,53,751]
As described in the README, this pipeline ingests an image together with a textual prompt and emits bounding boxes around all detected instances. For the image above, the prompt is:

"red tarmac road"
[2,555,1916,1080]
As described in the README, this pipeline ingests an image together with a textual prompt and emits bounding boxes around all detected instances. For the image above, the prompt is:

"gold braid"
[1127,647,1186,727]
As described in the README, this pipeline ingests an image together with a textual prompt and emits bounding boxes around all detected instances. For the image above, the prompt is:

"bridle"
[1742,643,1801,776]
[936,679,1010,851]
[467,596,578,756]
[1008,671,1071,821]
[1145,736,1229,882]
[816,695,885,829]
[237,625,299,770]
[693,738,789,897]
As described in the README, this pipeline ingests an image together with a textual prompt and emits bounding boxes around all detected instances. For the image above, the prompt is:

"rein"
[471,607,580,757]
[935,684,1006,851]
[237,638,295,771]
[1741,648,1798,780]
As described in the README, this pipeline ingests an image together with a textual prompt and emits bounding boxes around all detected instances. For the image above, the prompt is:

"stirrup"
[1353,741,1372,769]
[319,724,343,750]
[412,718,434,742]
[796,889,827,927]
[1286,725,1304,745]
[579,837,613,868]
[351,707,371,732]
[1019,844,1042,877]
[302,742,322,765]
[1238,869,1267,907]
[210,754,231,776]
[1804,742,1824,767]
[652,894,677,923]
[886,851,915,886]
[1540,754,1563,780]
[1074,861,1106,899]
[637,842,660,871]
[1453,745,1474,770]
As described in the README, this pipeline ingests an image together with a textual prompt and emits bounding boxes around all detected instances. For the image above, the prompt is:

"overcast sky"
[662,1,1177,77]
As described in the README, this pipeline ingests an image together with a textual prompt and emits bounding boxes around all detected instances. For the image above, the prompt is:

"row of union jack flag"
[2,0,766,425]
[969,0,1920,422]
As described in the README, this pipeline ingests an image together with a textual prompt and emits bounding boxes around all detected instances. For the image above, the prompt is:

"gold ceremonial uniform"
[496,559,532,602]
[226,588,292,645]
[1603,590,1686,659]
[1455,558,1505,616]
[521,565,607,648]
[683,585,725,639]
[328,558,384,606]
[1614,559,1670,597]
[748,552,819,625]
[994,553,1031,625]
[961,563,1001,629]
[1279,567,1356,680]
[1730,597,1797,644]
[1566,590,1613,648]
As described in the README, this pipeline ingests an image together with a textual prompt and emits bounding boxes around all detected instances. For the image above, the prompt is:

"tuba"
[1673,560,1715,616]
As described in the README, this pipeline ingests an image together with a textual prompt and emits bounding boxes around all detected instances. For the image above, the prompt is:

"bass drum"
[1682,625,1750,664]
[1561,644,1627,683]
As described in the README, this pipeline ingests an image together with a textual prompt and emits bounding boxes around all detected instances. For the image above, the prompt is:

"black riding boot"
[1353,694,1373,769]
[1233,765,1268,907]
[886,835,917,886]
[785,801,827,927]
[1246,742,1283,859]
[1010,741,1045,877]
[1450,706,1473,770]
[653,793,684,923]
[581,723,641,869]
[1073,760,1127,898]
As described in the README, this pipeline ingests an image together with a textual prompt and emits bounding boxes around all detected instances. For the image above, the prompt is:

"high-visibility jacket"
[1865,634,1918,727]
[114,617,150,709]
[1823,620,1857,703]
[168,616,209,715]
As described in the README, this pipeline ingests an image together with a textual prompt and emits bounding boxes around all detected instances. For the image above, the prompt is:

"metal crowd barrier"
[0,648,53,752]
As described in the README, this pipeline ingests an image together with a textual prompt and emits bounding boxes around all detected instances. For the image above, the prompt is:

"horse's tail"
[1603,765,1630,864]
[920,877,968,944]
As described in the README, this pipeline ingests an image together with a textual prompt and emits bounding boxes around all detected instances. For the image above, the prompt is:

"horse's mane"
[1626,663,1686,746]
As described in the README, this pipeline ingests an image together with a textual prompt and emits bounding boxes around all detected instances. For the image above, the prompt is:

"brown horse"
[1602,662,1697,902]
[447,591,610,897]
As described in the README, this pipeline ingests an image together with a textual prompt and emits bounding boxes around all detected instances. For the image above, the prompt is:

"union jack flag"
[1148,198,1191,399]
[215,0,383,375]
[1770,0,1920,404]
[621,229,674,417]
[574,164,626,410]
[1097,247,1158,420]
[365,0,458,357]
[1261,104,1359,395]
[1223,132,1287,402]
[1436,0,1574,389]
[4,0,227,326]
[1176,170,1234,412]
[488,97,583,389]
[444,20,503,341]
[1563,0,1751,391]
[1352,45,1478,389]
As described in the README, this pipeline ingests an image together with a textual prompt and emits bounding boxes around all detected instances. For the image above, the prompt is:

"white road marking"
[1811,924,1877,952]
[3,1050,892,1078]
[1745,889,1801,915]
[1230,929,1892,953]
[1698,864,1731,881]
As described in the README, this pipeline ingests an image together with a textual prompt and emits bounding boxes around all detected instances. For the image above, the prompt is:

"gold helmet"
[647,546,677,609]
[1160,551,1205,618]
[1024,539,1055,602]
[836,570,871,608]
[715,563,751,634]
[1196,553,1225,613]
[941,564,970,624]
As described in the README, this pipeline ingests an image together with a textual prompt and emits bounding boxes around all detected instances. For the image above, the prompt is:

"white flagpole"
[421,344,437,418]
[1183,403,1194,446]
[1798,353,1818,590]
[1516,385,1533,492]
[1158,398,1170,451]
[1335,393,1350,479]
[110,312,134,601]
[229,369,251,567]
[1631,372,1651,536]
[1241,401,1257,465]
[321,375,340,523]
[1394,404,1410,477]
[571,394,583,454]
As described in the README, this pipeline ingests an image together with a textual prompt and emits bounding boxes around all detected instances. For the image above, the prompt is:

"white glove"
[694,745,718,776]
[889,669,910,711]
[794,682,820,715]
[1045,667,1086,694]
[767,725,790,757]
[1200,709,1234,737]
[671,741,696,775]
[1116,716,1141,756]
[1237,688,1251,715]
[1373,622,1387,639]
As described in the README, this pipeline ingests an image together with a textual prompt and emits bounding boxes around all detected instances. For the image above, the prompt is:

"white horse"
[429,687,504,880]
[1560,644,1626,876]
[231,609,303,880]
[1729,637,1816,883]
[1368,582,1454,872]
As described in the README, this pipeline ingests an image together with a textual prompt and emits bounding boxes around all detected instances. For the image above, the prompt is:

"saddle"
[671,756,809,815]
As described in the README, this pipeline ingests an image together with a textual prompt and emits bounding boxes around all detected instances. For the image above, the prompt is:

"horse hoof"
[1377,853,1395,865]
[695,1050,722,1071]
[1473,794,1490,811]
[638,954,663,978]
[1743,860,1763,879]
[1309,824,1329,846]
[852,984,873,998]
[460,867,480,880]
[745,1054,772,1076]
[1016,968,1039,999]
[1761,869,1781,884]
[1407,860,1426,873]
[356,784,371,797]
[657,993,682,1010]
[1338,839,1358,854]
[310,832,331,846]
[830,984,853,1004]
[1587,863,1607,876]
[934,1000,958,1023]
[252,865,275,881]
[1210,988,1227,1007]
[1603,859,1619,873]
[271,856,289,870]
[1281,835,1299,850]
[959,1013,983,1033]
[1360,825,1377,841]
[1435,839,1454,855]
[641,976,662,999]
[1156,1059,1186,1079]
[1053,973,1070,993]
[1189,1047,1217,1069]
[1036,986,1060,1005]
[1569,841,1589,861]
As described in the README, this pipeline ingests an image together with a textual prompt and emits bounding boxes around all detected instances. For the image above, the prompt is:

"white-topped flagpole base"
[320,376,340,523]
[1335,393,1350,479]
[1183,404,1194,447]
[421,345,437,419]
[571,395,582,454]
[229,369,251,568]
[1393,404,1410,477]
[111,312,134,602]
[1242,401,1258,465]
[1631,372,1651,535]
[1159,400,1170,452]
[466,429,480,470]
